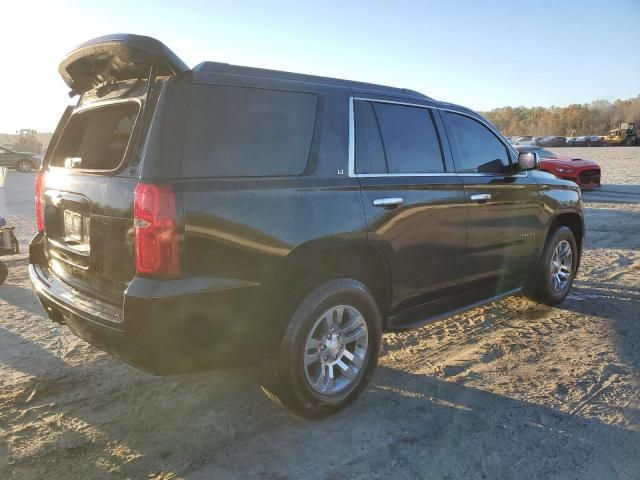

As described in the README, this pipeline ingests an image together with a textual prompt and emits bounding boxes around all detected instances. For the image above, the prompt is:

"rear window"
[183,85,317,177]
[50,103,139,171]
[373,102,445,174]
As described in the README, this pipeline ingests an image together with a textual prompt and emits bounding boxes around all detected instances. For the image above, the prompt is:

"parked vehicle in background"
[573,135,605,147]
[30,34,585,418]
[538,136,567,147]
[0,146,41,172]
[605,122,637,146]
[511,135,533,143]
[515,145,601,189]
[511,136,537,146]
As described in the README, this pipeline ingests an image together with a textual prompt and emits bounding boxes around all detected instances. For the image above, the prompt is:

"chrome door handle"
[469,193,491,203]
[373,197,404,209]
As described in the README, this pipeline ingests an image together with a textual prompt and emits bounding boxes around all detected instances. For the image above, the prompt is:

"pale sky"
[1,0,639,133]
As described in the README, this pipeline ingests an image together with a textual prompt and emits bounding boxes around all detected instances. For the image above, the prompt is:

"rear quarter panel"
[178,81,366,286]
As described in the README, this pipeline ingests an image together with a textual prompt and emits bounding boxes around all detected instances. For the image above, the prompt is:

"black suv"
[30,35,583,418]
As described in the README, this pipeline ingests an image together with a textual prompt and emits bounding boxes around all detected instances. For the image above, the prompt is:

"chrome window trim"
[439,107,528,178]
[356,172,457,178]
[348,97,528,179]
[348,97,355,177]
[353,96,437,110]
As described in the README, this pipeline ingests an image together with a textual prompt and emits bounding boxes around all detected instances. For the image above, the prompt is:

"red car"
[515,146,601,189]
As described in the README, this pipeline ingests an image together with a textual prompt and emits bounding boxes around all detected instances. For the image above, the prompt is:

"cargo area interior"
[50,102,139,171]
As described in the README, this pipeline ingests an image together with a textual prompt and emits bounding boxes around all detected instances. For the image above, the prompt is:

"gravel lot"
[1,147,639,480]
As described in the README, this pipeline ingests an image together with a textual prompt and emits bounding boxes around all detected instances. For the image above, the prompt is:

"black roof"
[60,33,434,101]
[193,61,431,100]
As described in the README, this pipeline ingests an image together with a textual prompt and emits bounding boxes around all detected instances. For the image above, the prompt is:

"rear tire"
[16,159,33,173]
[527,226,577,305]
[259,278,382,419]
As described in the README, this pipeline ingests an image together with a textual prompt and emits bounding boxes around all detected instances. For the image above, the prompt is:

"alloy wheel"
[303,305,369,394]
[550,239,572,292]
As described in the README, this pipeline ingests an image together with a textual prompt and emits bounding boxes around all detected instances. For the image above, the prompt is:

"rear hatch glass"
[50,102,139,172]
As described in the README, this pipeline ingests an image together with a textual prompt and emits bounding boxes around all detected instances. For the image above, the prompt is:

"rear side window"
[444,112,510,174]
[183,85,317,177]
[50,103,139,171]
[354,100,445,174]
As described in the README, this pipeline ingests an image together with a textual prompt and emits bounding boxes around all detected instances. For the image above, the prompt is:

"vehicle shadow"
[0,256,46,318]
[582,184,640,205]
[2,318,639,480]
[187,366,640,479]
[0,282,46,317]
[558,278,640,375]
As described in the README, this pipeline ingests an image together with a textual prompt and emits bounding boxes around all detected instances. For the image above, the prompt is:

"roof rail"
[193,61,431,100]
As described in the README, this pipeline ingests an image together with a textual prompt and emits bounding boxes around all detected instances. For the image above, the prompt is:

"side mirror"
[518,151,539,171]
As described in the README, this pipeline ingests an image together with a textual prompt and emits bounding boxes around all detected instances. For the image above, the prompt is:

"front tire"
[16,159,33,173]
[528,226,578,305]
[260,278,382,419]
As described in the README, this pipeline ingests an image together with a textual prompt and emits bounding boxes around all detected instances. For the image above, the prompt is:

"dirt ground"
[1,147,639,480]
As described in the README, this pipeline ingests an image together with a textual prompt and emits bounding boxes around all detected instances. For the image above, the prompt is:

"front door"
[352,98,467,315]
[440,110,542,293]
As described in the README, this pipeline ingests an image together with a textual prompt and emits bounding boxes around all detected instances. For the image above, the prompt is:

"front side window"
[444,112,510,174]
[354,100,445,174]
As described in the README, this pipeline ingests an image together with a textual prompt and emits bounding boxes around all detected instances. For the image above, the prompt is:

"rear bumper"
[29,235,264,374]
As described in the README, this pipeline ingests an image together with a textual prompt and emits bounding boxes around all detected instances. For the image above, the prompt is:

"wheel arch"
[544,211,584,267]
[281,240,393,328]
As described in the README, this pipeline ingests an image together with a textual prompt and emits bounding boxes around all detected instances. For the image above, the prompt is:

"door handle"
[373,197,404,209]
[469,193,491,203]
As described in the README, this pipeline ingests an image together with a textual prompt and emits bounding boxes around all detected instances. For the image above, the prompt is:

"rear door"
[440,109,541,291]
[352,98,467,316]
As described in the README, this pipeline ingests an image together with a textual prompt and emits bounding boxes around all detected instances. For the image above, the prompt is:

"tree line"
[480,95,640,137]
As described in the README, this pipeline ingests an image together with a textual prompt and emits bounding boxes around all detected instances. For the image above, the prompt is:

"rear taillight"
[134,183,180,277]
[35,171,45,232]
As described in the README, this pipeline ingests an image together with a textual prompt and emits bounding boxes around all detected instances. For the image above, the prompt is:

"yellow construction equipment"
[605,122,637,146]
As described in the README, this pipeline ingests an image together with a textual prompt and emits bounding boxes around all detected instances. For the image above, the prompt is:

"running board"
[386,287,523,332]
